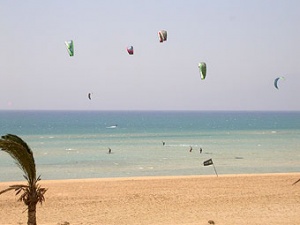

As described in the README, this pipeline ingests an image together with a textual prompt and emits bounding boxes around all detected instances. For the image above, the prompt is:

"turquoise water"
[0,111,299,182]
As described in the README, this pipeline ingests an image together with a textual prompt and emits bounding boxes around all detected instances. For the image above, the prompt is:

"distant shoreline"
[1,109,300,112]
[1,172,299,184]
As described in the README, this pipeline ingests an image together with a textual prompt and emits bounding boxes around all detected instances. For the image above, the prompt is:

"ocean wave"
[106,125,118,129]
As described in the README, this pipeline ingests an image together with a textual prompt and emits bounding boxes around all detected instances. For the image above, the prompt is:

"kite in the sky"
[158,30,167,43]
[127,46,134,55]
[198,62,207,80]
[88,93,92,100]
[274,76,285,89]
[65,40,74,56]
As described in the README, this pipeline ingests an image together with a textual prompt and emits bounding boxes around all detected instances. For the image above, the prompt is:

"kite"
[158,30,167,43]
[274,76,285,89]
[127,46,134,55]
[65,40,74,56]
[88,93,92,100]
[198,62,207,80]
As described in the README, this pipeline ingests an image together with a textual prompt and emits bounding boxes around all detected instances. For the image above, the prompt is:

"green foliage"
[0,176,47,206]
[0,134,36,185]
[0,134,47,207]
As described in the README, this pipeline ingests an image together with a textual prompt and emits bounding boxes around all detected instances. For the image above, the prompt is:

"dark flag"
[203,158,218,177]
[203,158,213,166]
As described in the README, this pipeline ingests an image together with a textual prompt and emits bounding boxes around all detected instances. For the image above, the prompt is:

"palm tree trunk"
[27,203,37,225]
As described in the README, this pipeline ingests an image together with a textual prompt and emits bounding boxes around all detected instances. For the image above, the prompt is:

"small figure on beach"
[108,147,112,154]
[189,146,193,152]
[200,148,202,154]
[162,141,165,146]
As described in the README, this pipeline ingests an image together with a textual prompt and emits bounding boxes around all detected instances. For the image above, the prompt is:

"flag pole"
[212,163,218,177]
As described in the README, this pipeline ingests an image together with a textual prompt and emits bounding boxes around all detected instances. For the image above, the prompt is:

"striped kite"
[198,62,207,80]
[127,46,134,55]
[158,30,167,43]
[65,40,74,57]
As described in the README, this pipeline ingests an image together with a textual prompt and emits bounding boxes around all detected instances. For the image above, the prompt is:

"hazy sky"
[1,0,299,111]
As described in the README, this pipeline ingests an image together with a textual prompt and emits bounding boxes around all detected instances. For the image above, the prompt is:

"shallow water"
[0,110,299,181]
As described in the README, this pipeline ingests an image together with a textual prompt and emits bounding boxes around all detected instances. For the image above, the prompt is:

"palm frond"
[0,187,20,195]
[0,134,36,185]
[0,184,28,195]
[0,182,47,205]
[16,184,47,205]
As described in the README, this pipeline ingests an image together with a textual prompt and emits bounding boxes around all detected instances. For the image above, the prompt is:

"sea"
[0,110,299,182]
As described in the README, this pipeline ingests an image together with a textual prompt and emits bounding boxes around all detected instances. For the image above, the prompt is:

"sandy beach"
[0,173,299,225]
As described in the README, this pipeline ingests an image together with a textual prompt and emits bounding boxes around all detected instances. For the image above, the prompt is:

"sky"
[0,0,299,111]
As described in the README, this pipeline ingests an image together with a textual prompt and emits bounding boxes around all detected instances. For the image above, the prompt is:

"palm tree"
[0,134,47,225]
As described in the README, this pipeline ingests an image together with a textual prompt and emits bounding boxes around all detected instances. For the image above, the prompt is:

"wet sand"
[0,173,299,225]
